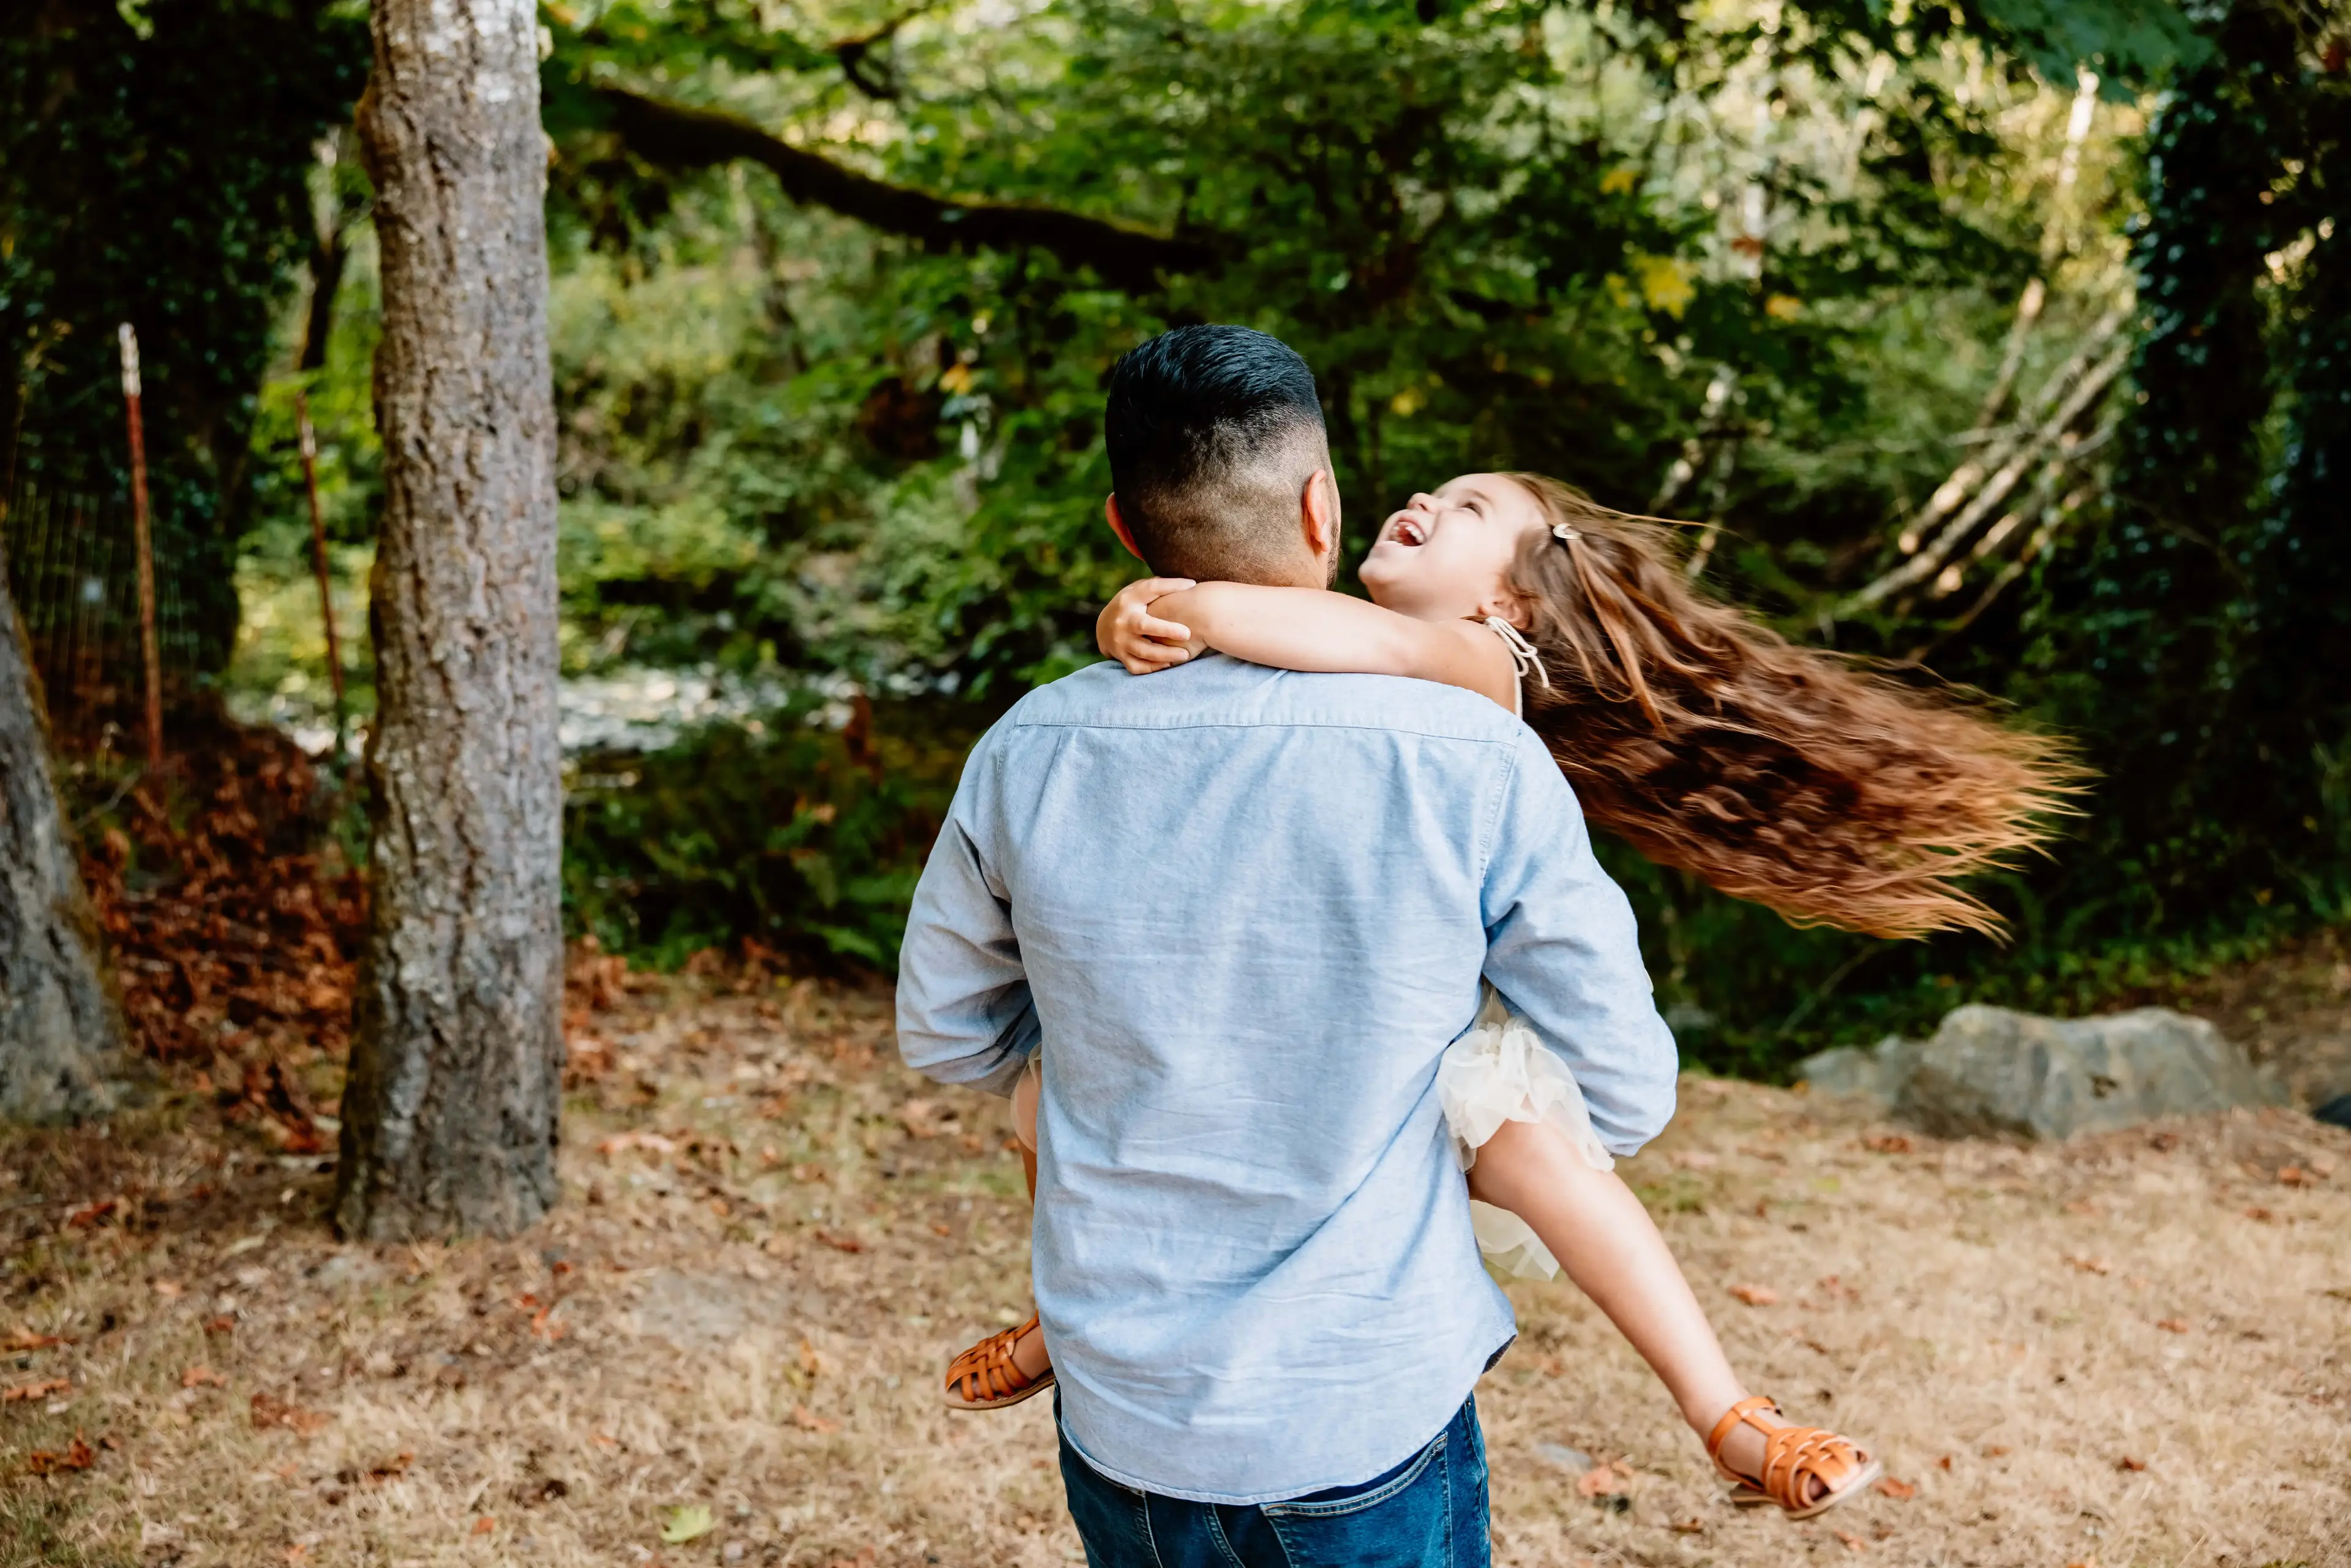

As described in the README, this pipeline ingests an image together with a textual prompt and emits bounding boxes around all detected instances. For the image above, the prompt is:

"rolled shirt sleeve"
[1479,729,1679,1156]
[895,738,1040,1099]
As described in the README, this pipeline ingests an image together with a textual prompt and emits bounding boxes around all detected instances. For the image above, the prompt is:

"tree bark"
[335,0,563,1240]
[0,546,128,1122]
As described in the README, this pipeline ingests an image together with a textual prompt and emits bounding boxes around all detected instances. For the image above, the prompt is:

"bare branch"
[828,1,939,100]
[594,86,1218,290]
[1649,363,1738,514]
[1895,302,2128,555]
[1903,482,2097,664]
[1848,326,2129,617]
[1966,70,2102,433]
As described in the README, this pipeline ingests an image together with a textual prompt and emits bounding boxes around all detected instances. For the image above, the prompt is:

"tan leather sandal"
[1706,1395,1883,1520]
[941,1313,1054,1411]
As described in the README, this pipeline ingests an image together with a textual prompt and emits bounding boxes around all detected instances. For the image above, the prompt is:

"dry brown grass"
[2,975,2347,1568]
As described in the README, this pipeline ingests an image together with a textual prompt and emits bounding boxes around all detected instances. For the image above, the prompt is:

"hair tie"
[1553,523,1579,542]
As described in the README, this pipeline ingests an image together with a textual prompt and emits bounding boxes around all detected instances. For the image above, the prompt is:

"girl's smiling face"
[1358,473,1548,625]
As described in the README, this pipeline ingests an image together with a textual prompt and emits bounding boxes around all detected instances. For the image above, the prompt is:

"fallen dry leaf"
[366,1452,415,1483]
[789,1405,842,1434]
[3,1326,71,1351]
[2064,1255,2112,1275]
[1670,1517,1704,1534]
[2246,1206,2278,1222]
[471,1517,495,1536]
[661,1503,714,1544]
[1862,1134,1914,1155]
[2278,1166,2317,1187]
[814,1229,863,1254]
[2117,1455,2147,1472]
[284,1544,310,1564]
[179,1365,227,1389]
[1981,1444,2010,1458]
[4,1377,71,1403]
[203,1315,235,1336]
[596,1131,678,1158]
[1730,1283,1780,1307]
[2155,1318,2190,1334]
[250,1391,331,1436]
[1876,1476,1918,1499]
[64,1199,118,1229]
[25,1434,96,1474]
[1574,1460,1635,1497]
[1835,1528,1867,1551]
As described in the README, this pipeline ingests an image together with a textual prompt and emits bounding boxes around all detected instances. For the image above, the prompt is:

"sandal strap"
[945,1313,1042,1403]
[1704,1395,1780,1464]
[1758,1423,1871,1512]
[1706,1395,1872,1512]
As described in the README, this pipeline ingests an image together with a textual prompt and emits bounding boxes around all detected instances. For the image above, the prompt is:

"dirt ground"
[3,973,2347,1568]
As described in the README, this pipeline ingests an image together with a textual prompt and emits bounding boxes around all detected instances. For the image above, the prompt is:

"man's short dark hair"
[1104,325,1330,582]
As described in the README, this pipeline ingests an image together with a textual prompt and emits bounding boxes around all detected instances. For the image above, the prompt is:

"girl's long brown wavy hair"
[1502,474,2081,940]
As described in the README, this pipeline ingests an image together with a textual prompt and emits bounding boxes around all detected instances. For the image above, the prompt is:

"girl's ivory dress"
[1436,984,1614,1281]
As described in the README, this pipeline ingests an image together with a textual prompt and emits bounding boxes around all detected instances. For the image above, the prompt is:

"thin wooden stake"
[118,323,163,770]
[295,392,348,748]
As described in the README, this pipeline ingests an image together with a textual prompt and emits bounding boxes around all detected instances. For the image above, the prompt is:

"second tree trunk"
[334,0,564,1240]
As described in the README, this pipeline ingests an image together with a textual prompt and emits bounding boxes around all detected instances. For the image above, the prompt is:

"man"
[896,324,1676,1566]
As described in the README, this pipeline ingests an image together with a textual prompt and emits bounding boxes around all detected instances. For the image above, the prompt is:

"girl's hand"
[1097,577,1199,674]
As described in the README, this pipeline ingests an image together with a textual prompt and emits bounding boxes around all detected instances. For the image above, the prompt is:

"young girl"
[941,471,2075,1522]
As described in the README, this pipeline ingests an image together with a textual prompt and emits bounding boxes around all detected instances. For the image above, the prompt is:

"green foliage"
[1970,0,2211,94]
[562,697,981,970]
[2008,4,2350,936]
[0,0,367,672]
[193,0,2347,1076]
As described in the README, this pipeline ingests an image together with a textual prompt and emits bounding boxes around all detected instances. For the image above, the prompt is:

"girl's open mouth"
[1388,516,1428,547]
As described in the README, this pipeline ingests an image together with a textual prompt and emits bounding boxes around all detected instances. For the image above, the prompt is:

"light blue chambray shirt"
[895,655,1678,1506]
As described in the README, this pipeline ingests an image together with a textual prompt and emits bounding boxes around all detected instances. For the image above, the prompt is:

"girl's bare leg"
[1004,1062,1052,1381]
[1464,1118,1812,1496]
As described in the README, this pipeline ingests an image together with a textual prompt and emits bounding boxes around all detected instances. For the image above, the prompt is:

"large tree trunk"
[0,551,127,1122]
[334,0,563,1240]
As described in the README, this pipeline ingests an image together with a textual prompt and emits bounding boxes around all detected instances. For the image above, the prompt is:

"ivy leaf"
[1970,0,2212,93]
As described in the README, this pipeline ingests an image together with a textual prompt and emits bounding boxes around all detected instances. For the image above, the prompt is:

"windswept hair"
[1502,474,2082,940]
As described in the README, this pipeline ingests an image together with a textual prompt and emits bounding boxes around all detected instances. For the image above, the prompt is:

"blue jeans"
[1057,1395,1489,1568]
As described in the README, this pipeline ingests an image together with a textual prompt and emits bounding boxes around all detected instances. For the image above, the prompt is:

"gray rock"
[1533,1442,1595,1474]
[1796,1036,1921,1107]
[1800,1005,2283,1141]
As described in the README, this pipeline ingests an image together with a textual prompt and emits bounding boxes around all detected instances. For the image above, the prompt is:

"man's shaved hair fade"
[1104,326,1332,583]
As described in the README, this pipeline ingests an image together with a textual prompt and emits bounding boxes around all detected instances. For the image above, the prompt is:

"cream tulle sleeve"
[1436,986,1613,1279]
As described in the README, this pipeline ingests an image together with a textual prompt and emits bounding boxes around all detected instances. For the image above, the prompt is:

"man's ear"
[1104,494,1147,564]
[1300,468,1341,564]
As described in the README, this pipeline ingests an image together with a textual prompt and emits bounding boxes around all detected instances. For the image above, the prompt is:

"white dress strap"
[1481,617,1545,719]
